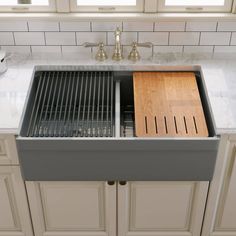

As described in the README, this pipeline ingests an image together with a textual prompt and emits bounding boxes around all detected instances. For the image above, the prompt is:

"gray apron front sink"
[16,65,219,181]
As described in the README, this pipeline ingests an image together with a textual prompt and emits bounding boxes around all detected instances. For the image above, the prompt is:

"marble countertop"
[0,52,236,135]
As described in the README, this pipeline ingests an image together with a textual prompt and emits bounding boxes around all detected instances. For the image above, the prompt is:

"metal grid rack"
[26,71,115,137]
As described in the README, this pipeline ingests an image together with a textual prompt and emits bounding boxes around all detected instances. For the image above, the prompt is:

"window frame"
[0,0,56,12]
[157,0,233,12]
[69,0,144,12]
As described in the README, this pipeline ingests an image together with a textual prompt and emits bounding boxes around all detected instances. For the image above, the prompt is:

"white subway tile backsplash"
[1,46,31,53]
[154,46,183,53]
[92,22,122,31]
[14,32,45,45]
[31,46,61,53]
[123,22,153,32]
[169,32,200,45]
[155,22,185,31]
[217,22,236,31]
[231,32,236,45]
[184,46,214,53]
[60,22,90,31]
[62,46,91,54]
[200,32,231,45]
[108,32,137,45]
[45,32,76,45]
[139,32,168,45]
[186,21,217,31]
[0,21,28,31]
[1,20,236,56]
[76,32,106,45]
[28,21,59,31]
[0,33,14,45]
[214,46,236,53]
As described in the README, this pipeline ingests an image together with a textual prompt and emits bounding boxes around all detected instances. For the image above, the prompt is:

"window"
[70,0,144,12]
[158,0,233,12]
[0,0,56,12]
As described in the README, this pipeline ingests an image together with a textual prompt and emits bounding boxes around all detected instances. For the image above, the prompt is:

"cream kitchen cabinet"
[0,134,19,165]
[26,180,208,236]
[26,181,116,236]
[0,166,33,236]
[118,181,209,236]
[202,135,236,236]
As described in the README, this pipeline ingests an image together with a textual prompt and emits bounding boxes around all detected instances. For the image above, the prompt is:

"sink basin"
[16,65,219,181]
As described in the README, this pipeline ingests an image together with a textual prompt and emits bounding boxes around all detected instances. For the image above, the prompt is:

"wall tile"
[0,32,14,45]
[62,46,92,54]
[92,22,122,31]
[139,32,168,45]
[214,46,236,53]
[154,46,183,53]
[155,22,185,31]
[123,22,153,32]
[231,32,236,45]
[31,46,61,53]
[28,21,59,31]
[0,46,31,53]
[60,22,90,31]
[45,32,76,45]
[0,21,27,31]
[184,46,214,53]
[200,32,231,45]
[14,32,45,45]
[169,32,200,45]
[218,21,236,31]
[108,32,137,45]
[186,21,217,31]
[76,32,106,45]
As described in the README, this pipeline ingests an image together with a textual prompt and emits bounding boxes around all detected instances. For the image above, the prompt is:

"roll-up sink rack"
[17,67,219,181]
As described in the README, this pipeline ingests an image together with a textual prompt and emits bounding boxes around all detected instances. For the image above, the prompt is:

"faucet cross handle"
[83,42,108,61]
[128,42,153,62]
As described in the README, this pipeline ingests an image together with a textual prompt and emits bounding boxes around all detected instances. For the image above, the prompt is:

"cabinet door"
[26,181,116,236]
[0,166,33,236]
[118,181,209,236]
[202,137,236,236]
[0,135,19,165]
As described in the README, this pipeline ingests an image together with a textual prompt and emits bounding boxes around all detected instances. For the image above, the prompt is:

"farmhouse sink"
[16,65,219,181]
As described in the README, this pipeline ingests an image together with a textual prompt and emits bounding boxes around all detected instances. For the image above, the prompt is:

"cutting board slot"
[142,114,202,136]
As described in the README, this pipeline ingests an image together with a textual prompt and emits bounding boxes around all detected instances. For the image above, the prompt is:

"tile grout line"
[43,32,46,45]
[229,32,233,45]
[198,32,201,46]
[12,32,16,46]
[75,31,78,45]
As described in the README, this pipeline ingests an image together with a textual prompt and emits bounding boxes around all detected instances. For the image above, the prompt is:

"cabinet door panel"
[202,138,236,236]
[118,181,208,236]
[213,141,236,234]
[217,149,236,230]
[0,135,19,165]
[26,181,116,236]
[0,166,33,236]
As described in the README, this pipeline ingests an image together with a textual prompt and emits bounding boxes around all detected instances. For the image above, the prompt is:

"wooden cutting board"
[133,72,209,137]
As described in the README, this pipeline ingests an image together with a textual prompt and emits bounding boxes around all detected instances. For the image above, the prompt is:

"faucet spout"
[112,27,123,61]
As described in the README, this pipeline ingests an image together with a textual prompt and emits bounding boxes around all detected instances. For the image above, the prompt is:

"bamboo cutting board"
[133,72,209,137]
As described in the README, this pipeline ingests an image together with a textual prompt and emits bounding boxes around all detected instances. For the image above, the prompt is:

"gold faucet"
[112,27,123,61]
